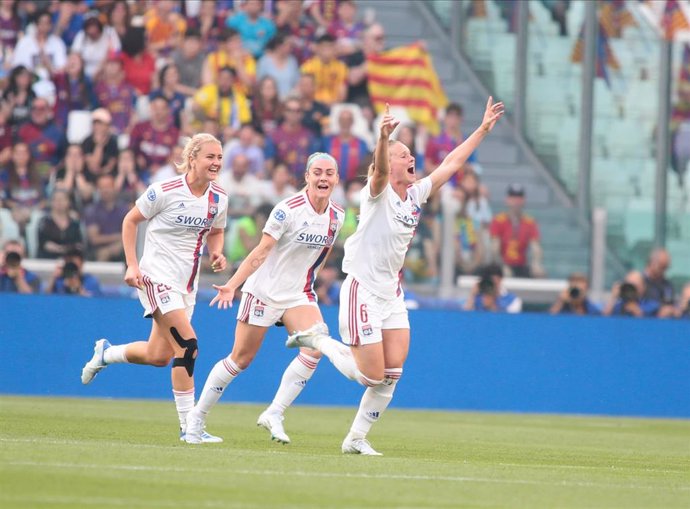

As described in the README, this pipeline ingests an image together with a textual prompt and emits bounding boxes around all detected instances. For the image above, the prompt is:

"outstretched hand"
[379,103,400,139]
[481,96,504,133]
[209,283,236,309]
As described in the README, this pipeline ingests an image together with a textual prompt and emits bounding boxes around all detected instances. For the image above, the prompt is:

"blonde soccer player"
[287,99,504,455]
[184,152,344,444]
[80,133,229,443]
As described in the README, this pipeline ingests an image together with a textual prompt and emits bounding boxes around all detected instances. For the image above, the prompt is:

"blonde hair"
[175,133,222,173]
[367,139,401,178]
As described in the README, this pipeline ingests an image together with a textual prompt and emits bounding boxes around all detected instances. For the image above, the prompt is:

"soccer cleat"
[80,339,111,385]
[257,411,290,444]
[341,434,383,456]
[285,322,329,349]
[179,429,223,444]
[183,410,223,444]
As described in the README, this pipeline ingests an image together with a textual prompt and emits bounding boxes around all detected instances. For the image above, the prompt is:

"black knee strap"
[170,327,198,377]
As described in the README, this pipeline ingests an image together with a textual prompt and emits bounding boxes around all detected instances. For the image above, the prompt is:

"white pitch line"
[6,460,690,492]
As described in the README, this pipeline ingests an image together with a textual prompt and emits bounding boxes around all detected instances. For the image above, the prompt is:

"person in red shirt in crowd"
[489,184,545,278]
[328,0,365,57]
[129,96,180,177]
[120,27,156,95]
[425,102,478,180]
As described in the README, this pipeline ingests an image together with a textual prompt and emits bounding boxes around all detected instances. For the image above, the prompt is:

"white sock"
[316,335,365,384]
[265,353,320,415]
[195,357,242,415]
[103,344,128,364]
[349,368,402,439]
[173,388,195,431]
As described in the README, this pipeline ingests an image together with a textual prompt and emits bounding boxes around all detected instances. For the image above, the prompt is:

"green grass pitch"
[1,396,688,509]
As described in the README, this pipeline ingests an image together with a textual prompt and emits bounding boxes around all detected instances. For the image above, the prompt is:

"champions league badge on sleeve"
[274,209,286,222]
[147,188,157,201]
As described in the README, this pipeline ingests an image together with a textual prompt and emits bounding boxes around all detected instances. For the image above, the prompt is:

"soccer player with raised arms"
[80,133,229,443]
[183,152,344,444]
[287,99,504,455]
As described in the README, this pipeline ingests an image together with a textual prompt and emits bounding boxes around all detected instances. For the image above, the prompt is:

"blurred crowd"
[0,0,687,319]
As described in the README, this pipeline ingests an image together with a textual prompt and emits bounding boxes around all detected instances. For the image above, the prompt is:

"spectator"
[677,283,690,319]
[265,96,320,182]
[307,0,340,30]
[549,273,601,315]
[149,63,187,130]
[643,248,676,317]
[0,106,11,167]
[463,263,523,313]
[425,103,478,178]
[12,10,67,75]
[120,26,156,95]
[52,52,97,129]
[337,178,364,244]
[52,0,85,48]
[257,162,297,205]
[202,27,256,95]
[257,33,300,99]
[454,188,484,276]
[405,201,441,284]
[300,33,347,106]
[604,271,660,318]
[297,72,330,137]
[171,27,205,97]
[328,0,365,57]
[396,123,424,171]
[222,123,265,177]
[219,153,262,216]
[193,66,252,135]
[455,169,492,267]
[322,107,370,181]
[114,148,146,203]
[1,142,45,238]
[0,238,41,293]
[314,262,341,305]
[185,0,225,51]
[490,183,545,278]
[2,65,37,128]
[16,96,67,182]
[225,202,273,269]
[37,187,83,259]
[274,0,317,64]
[93,54,137,135]
[82,108,119,182]
[51,143,93,207]
[251,75,283,135]
[70,13,121,79]
[84,174,128,261]
[48,248,102,296]
[226,0,277,58]
[129,95,180,174]
[149,144,183,184]
[343,23,385,115]
[105,0,132,44]
[0,1,21,71]
[144,0,186,58]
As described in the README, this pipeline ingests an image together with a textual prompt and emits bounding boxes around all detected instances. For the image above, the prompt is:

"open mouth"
[317,183,329,191]
[407,165,415,175]
[208,166,219,176]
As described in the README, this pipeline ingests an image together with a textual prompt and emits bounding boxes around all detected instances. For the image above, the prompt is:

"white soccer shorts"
[236,291,319,327]
[138,275,195,320]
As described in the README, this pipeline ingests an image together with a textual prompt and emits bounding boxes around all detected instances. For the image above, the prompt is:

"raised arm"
[209,233,278,309]
[429,97,504,196]
[370,104,400,197]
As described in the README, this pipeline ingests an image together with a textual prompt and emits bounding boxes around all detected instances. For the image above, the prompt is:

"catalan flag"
[367,43,448,135]
[570,20,620,87]
[599,0,636,38]
[661,0,690,40]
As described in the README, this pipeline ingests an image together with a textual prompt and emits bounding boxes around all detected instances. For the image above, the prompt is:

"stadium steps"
[360,0,625,284]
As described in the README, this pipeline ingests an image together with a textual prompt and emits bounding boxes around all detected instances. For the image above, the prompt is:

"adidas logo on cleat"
[210,386,225,393]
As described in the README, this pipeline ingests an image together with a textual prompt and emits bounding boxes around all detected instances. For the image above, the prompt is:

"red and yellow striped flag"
[367,43,448,135]
[661,0,690,40]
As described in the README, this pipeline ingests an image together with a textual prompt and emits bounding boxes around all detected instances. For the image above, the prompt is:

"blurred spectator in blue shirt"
[463,263,522,313]
[549,272,601,315]
[0,239,41,294]
[48,248,102,297]
[604,271,660,318]
[226,0,276,57]
[643,248,676,318]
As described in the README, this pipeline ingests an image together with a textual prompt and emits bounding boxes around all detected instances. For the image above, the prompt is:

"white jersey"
[342,177,432,299]
[242,191,344,307]
[135,175,228,295]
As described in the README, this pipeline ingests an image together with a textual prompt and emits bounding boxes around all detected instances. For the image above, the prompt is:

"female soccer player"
[184,152,344,444]
[287,99,504,455]
[80,133,228,443]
